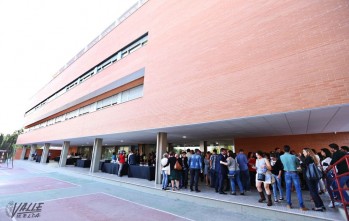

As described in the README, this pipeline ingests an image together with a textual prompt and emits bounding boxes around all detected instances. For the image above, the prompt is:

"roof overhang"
[23,103,349,147]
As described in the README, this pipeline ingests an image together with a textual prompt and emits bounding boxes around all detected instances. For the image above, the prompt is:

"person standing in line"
[340,146,349,154]
[280,145,309,211]
[222,150,244,195]
[204,152,211,186]
[274,147,281,159]
[255,151,273,206]
[209,149,218,189]
[312,148,326,195]
[128,150,137,165]
[320,148,332,171]
[217,148,228,194]
[248,152,257,188]
[237,149,251,192]
[270,153,284,202]
[168,152,181,191]
[161,153,170,190]
[111,152,117,163]
[189,149,203,192]
[302,148,325,211]
[180,151,189,189]
[328,143,349,206]
[186,149,192,159]
[118,151,126,177]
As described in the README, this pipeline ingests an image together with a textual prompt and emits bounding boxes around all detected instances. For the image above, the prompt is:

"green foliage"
[0,129,23,157]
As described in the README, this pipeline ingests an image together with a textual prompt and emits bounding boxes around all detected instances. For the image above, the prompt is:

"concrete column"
[59,141,70,167]
[20,146,26,160]
[41,143,50,164]
[90,138,102,173]
[155,132,167,184]
[138,144,144,155]
[29,144,37,161]
[200,141,207,154]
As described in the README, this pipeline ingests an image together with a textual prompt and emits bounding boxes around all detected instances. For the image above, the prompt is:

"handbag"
[306,163,322,180]
[257,173,266,181]
[174,160,182,170]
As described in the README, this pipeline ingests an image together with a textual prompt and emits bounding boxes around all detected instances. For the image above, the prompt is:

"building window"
[25,33,148,117]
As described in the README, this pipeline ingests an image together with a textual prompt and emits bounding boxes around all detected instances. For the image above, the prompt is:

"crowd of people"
[160,143,349,212]
[111,150,157,176]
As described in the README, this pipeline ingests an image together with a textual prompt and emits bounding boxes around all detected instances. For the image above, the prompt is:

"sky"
[0,0,138,134]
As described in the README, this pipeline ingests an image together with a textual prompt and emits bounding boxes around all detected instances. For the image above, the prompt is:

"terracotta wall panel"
[235,132,349,154]
[19,0,349,144]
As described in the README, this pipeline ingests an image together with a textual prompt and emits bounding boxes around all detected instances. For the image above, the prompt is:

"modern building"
[17,0,349,182]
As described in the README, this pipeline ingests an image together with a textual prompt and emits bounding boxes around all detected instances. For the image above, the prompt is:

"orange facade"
[17,1,349,149]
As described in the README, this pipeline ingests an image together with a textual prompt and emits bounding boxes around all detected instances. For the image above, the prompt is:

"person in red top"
[118,151,126,176]
[248,152,256,189]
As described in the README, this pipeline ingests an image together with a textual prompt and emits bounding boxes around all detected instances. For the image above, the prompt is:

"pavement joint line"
[42,176,82,188]
[73,171,339,221]
[0,193,100,211]
[100,192,195,221]
[0,179,79,197]
[9,161,344,221]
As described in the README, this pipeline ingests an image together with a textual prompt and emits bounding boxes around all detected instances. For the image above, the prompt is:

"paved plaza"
[0,160,345,221]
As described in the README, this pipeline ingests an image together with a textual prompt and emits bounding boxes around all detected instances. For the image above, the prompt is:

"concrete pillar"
[90,138,102,173]
[29,144,37,161]
[59,141,70,167]
[200,141,207,154]
[138,144,144,155]
[41,143,50,164]
[20,146,26,160]
[155,132,167,184]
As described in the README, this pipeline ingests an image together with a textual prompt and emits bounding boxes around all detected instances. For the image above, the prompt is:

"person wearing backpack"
[302,148,325,211]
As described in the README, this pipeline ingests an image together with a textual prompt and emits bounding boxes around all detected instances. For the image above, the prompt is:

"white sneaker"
[328,201,343,208]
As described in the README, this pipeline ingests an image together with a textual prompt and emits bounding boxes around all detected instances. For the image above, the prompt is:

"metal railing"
[324,154,349,221]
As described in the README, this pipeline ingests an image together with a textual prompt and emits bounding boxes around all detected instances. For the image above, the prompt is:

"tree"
[0,129,23,158]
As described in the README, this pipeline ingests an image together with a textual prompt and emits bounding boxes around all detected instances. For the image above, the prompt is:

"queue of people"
[159,143,348,212]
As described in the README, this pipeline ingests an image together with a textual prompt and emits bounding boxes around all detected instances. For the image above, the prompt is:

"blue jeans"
[162,170,168,189]
[330,173,349,202]
[240,169,251,191]
[272,174,284,200]
[229,170,244,193]
[285,171,305,208]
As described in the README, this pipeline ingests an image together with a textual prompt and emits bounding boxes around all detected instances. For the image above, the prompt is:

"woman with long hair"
[168,152,181,191]
[204,152,211,186]
[302,148,325,211]
[255,151,273,206]
[224,150,244,195]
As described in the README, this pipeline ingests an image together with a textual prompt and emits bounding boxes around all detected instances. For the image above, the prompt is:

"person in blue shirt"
[111,152,117,163]
[236,149,251,191]
[280,145,308,211]
[188,149,203,192]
